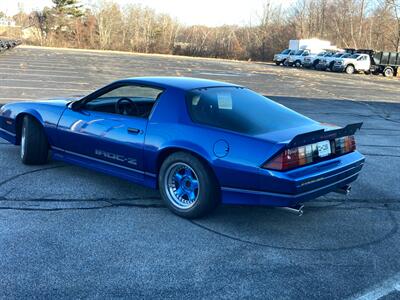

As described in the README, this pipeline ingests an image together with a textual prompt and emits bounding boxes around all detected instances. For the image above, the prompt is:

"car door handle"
[127,128,142,134]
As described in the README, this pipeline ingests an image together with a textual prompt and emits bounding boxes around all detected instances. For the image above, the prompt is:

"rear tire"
[383,67,394,77]
[294,60,302,68]
[159,152,219,219]
[20,115,49,165]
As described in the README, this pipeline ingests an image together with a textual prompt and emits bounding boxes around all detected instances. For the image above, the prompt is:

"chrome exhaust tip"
[279,204,304,216]
[334,185,352,195]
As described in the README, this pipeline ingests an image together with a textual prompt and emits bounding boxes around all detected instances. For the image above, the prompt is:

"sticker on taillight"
[316,140,331,157]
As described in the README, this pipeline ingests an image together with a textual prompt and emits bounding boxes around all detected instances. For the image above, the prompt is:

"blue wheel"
[159,152,219,218]
[165,162,200,209]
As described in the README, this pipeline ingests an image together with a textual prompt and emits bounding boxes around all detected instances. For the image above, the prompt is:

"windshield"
[294,50,304,55]
[341,54,352,58]
[350,54,360,59]
[281,49,290,54]
[325,53,334,57]
[333,53,343,57]
[186,87,313,135]
[317,52,326,56]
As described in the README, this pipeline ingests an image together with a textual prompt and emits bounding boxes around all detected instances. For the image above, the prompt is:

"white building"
[0,17,16,27]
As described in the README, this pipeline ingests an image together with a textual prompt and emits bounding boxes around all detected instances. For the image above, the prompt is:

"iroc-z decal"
[95,149,137,166]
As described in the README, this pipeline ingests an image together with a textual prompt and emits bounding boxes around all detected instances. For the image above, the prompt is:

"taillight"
[335,135,356,154]
[262,136,356,171]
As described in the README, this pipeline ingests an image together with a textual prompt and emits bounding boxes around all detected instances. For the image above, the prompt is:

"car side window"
[83,85,164,118]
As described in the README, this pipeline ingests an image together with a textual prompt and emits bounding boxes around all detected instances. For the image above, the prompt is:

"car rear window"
[185,87,314,135]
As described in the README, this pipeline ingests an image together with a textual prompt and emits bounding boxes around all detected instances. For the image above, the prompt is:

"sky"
[0,0,294,26]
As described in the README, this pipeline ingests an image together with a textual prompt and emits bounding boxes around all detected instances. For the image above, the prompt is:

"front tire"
[345,65,355,74]
[159,152,219,219]
[21,115,49,165]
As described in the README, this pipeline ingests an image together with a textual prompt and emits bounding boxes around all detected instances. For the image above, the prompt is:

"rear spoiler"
[287,122,363,148]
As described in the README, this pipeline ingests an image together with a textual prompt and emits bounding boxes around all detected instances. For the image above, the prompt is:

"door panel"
[55,108,147,181]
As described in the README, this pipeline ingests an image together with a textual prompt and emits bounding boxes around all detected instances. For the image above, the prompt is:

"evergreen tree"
[52,0,83,18]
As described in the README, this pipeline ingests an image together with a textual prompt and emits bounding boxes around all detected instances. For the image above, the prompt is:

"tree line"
[5,0,400,61]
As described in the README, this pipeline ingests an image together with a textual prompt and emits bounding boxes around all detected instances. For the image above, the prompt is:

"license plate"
[317,140,331,157]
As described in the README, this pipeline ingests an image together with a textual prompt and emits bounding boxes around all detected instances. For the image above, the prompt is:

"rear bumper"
[221,151,365,207]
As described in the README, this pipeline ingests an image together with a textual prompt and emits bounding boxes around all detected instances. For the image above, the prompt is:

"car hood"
[22,95,84,107]
[342,58,356,63]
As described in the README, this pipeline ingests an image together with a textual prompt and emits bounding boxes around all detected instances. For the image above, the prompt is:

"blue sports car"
[0,77,364,218]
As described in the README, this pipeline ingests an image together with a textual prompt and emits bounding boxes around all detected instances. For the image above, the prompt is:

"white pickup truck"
[273,49,295,65]
[316,53,352,71]
[287,49,311,67]
[332,53,371,74]
[303,51,332,68]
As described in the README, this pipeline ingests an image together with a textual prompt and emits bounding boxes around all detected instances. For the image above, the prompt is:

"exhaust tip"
[334,185,351,195]
[279,204,304,216]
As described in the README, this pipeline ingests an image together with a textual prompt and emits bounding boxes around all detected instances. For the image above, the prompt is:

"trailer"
[370,51,400,77]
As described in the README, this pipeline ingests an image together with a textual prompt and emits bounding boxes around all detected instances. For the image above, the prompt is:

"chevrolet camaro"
[0,77,365,218]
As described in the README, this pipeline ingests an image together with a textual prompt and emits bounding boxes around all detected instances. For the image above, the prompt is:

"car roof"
[119,76,242,91]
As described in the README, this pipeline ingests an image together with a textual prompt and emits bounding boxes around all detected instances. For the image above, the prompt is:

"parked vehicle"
[332,53,371,74]
[0,77,365,218]
[316,53,351,71]
[274,39,337,67]
[273,49,295,65]
[303,51,334,68]
[370,51,400,77]
[287,50,311,68]
[333,50,400,76]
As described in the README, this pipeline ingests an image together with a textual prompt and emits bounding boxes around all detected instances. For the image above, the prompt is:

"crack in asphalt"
[0,201,165,212]
[361,128,400,131]
[363,153,400,158]
[0,165,66,188]
[189,209,399,252]
[0,197,163,202]
[358,144,400,148]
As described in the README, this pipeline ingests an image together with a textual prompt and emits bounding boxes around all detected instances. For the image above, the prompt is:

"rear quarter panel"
[145,88,283,190]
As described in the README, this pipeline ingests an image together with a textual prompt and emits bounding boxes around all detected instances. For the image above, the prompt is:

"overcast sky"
[0,0,294,26]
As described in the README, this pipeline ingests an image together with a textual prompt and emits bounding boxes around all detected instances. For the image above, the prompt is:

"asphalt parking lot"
[0,46,400,299]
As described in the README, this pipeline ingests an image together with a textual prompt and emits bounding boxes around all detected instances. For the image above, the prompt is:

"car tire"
[275,61,280,66]
[294,60,301,68]
[159,152,220,219]
[383,67,394,77]
[20,115,49,165]
[345,65,355,74]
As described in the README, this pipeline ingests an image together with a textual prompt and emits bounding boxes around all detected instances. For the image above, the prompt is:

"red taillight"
[335,135,356,154]
[262,135,356,171]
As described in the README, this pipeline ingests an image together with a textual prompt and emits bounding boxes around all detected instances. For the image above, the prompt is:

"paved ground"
[0,46,400,299]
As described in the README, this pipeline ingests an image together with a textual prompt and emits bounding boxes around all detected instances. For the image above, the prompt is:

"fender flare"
[15,109,45,143]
